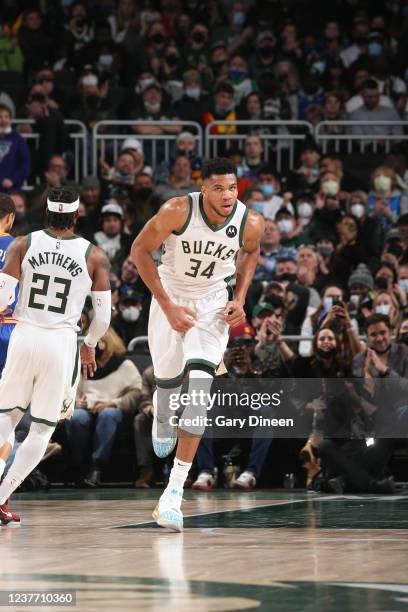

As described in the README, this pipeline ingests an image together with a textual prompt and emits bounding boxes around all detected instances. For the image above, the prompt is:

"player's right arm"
[0,236,24,314]
[80,245,111,379]
[131,197,197,332]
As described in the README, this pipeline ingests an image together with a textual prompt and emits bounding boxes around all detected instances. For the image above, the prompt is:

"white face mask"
[321,180,339,196]
[277,219,294,234]
[375,304,391,316]
[185,87,201,99]
[122,306,141,322]
[374,175,392,193]
[323,296,333,310]
[297,202,313,218]
[351,203,365,218]
[0,126,12,135]
[399,279,408,294]
[350,293,360,306]
[138,78,155,91]
[144,101,161,113]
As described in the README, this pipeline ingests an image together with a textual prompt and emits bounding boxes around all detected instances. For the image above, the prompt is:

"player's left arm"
[0,236,23,314]
[222,210,264,327]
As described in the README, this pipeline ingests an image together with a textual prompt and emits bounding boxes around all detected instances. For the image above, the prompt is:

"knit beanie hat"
[348,263,374,290]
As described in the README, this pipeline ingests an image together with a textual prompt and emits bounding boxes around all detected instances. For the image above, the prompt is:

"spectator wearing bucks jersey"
[0,187,111,525]
[132,157,264,532]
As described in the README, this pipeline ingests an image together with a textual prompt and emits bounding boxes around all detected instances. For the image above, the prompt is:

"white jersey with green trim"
[159,191,249,298]
[14,229,93,331]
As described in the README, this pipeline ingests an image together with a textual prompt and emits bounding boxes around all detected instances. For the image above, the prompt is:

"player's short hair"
[0,193,16,219]
[203,158,236,180]
[45,187,79,231]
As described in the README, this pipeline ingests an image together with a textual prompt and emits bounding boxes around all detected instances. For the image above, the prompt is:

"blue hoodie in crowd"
[0,129,31,191]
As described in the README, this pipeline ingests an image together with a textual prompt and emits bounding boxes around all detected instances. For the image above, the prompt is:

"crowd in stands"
[1,0,408,492]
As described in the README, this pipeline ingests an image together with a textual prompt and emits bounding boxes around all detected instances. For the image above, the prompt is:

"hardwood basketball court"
[1,489,408,611]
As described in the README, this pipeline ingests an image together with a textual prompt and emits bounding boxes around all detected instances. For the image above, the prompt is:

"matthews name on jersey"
[14,229,92,331]
[159,192,249,298]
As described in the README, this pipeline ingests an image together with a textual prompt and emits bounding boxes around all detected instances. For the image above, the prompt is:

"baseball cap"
[229,321,255,339]
[252,302,275,318]
[121,138,143,154]
[101,202,124,218]
[385,228,403,241]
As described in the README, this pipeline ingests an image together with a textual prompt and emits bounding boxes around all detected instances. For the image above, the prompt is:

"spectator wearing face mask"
[215,1,254,56]
[346,190,383,263]
[254,165,294,219]
[100,150,139,199]
[348,263,375,333]
[203,82,237,146]
[396,314,408,347]
[368,166,408,228]
[399,261,408,302]
[112,291,148,346]
[275,206,306,248]
[174,71,211,125]
[373,290,401,330]
[254,218,297,282]
[249,30,277,81]
[313,171,346,237]
[93,202,132,276]
[184,24,210,72]
[383,228,406,265]
[9,191,31,235]
[330,215,367,290]
[131,83,181,137]
[72,73,116,132]
[294,192,318,240]
[227,55,258,105]
[299,285,359,358]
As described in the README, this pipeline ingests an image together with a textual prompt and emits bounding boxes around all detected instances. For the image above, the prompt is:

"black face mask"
[258,46,274,58]
[177,148,195,159]
[373,344,391,355]
[85,94,99,108]
[275,273,297,283]
[150,33,165,45]
[134,187,153,200]
[316,346,338,360]
[375,276,389,290]
[400,332,408,345]
[166,54,179,67]
[387,243,404,258]
[192,31,206,44]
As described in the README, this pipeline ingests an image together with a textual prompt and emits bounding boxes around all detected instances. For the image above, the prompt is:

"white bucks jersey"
[159,192,249,298]
[14,230,93,331]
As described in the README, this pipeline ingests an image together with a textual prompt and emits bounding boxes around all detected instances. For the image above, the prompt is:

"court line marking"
[100,494,405,530]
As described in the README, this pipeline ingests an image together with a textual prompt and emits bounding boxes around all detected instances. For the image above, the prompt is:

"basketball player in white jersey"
[0,187,111,524]
[132,158,264,531]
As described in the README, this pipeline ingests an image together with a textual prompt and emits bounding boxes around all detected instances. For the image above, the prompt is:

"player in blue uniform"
[0,194,20,523]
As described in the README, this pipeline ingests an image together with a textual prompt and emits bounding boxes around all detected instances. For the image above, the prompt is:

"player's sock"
[0,421,53,504]
[166,458,192,493]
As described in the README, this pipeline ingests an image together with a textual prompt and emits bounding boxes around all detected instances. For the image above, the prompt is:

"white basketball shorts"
[148,286,230,386]
[0,322,80,427]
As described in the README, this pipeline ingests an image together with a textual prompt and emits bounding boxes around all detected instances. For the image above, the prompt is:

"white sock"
[0,422,53,505]
[167,458,192,491]
[0,458,5,480]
